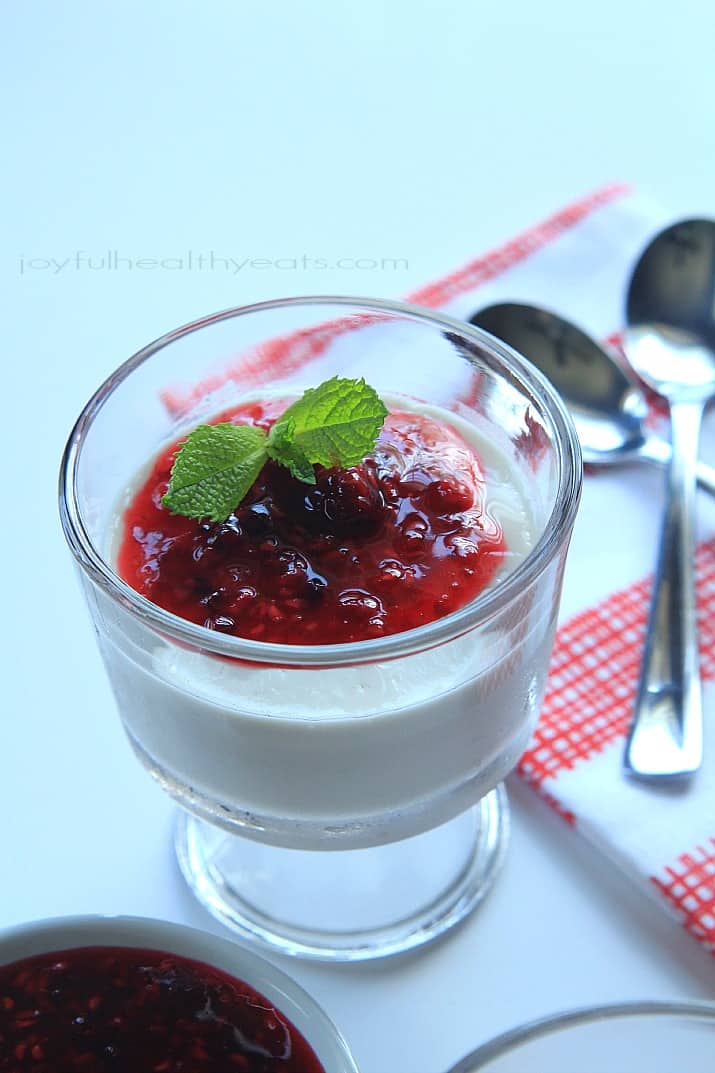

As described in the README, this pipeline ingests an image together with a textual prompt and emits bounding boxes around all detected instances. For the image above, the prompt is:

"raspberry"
[338,589,383,615]
[397,512,430,553]
[425,478,473,514]
[304,464,386,536]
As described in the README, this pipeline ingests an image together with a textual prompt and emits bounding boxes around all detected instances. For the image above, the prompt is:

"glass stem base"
[174,785,509,962]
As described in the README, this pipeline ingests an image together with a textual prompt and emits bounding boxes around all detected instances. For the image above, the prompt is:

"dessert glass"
[59,297,581,961]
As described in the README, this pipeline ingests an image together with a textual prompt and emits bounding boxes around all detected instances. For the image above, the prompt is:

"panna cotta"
[98,395,551,849]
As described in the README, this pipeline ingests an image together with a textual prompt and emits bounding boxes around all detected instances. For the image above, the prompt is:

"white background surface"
[2,3,715,1071]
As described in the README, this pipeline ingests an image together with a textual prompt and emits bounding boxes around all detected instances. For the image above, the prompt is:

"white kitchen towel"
[516,552,715,959]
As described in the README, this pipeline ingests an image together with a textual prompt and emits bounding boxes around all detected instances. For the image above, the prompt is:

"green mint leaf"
[267,376,388,472]
[162,423,268,523]
[266,417,316,484]
[162,377,388,522]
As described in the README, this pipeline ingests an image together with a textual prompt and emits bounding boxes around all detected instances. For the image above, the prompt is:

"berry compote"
[0,946,325,1073]
[118,400,508,644]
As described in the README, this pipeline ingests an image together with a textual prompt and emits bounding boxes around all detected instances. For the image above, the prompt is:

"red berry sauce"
[0,945,325,1072]
[117,400,508,644]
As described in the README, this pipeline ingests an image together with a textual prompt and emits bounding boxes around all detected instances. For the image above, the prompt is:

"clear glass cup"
[59,296,581,961]
[448,1001,715,1073]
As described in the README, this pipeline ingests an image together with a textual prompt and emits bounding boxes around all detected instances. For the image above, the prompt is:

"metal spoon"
[622,218,715,779]
[468,302,715,495]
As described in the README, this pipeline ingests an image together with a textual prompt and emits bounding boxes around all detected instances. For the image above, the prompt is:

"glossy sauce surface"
[118,401,508,644]
[0,945,325,1072]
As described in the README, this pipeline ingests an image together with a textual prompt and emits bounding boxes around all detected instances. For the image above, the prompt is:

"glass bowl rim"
[0,912,359,1072]
[447,999,715,1072]
[59,294,582,667]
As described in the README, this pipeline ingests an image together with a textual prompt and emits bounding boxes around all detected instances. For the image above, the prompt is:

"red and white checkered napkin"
[423,183,715,960]
[517,558,715,958]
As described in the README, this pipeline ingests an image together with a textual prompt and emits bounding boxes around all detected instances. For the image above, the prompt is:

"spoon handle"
[624,400,704,778]
[638,438,715,498]
[695,459,715,498]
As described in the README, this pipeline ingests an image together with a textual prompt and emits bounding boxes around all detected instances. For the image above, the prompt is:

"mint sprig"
[162,377,387,522]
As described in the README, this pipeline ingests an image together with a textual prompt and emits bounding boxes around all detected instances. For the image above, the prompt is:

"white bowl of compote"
[0,913,358,1071]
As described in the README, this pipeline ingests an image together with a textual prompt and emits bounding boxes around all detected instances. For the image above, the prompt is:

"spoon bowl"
[626,218,715,398]
[470,303,647,460]
[627,218,715,348]
[469,303,715,494]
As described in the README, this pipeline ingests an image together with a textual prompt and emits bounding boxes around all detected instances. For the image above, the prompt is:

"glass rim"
[58,294,582,667]
[447,1000,715,1072]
